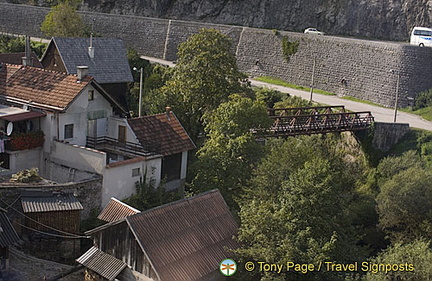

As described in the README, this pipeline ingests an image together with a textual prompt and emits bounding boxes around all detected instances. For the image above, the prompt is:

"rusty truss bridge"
[253,105,374,137]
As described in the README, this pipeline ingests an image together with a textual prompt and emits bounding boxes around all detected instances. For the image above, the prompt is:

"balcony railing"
[86,136,160,157]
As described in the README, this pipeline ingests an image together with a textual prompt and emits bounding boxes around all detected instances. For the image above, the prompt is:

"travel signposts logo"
[220,259,237,276]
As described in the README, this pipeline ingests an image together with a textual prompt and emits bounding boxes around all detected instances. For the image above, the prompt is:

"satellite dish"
[6,122,13,136]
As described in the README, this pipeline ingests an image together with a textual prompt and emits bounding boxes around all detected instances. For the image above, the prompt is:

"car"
[304,28,324,35]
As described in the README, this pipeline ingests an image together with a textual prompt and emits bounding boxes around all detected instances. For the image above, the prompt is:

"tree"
[159,28,250,142]
[40,1,86,37]
[376,166,432,242]
[190,94,272,209]
[363,239,432,281]
[235,135,367,281]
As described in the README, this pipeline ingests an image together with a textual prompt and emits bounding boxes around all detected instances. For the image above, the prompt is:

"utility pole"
[309,56,316,104]
[394,72,400,123]
[133,67,143,117]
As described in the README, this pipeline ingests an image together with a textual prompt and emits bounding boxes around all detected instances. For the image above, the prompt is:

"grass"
[400,107,432,122]
[254,76,336,96]
[341,96,384,108]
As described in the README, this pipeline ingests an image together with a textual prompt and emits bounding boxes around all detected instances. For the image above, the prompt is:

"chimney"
[165,106,171,120]
[77,66,89,81]
[88,33,95,59]
[22,36,33,66]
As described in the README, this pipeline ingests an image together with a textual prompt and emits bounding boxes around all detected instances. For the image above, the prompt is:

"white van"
[410,27,432,47]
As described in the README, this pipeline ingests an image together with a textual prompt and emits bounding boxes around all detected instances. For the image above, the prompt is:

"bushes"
[414,89,432,110]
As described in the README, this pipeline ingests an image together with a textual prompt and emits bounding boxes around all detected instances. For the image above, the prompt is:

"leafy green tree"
[376,166,432,242]
[40,1,86,37]
[159,28,250,142]
[235,135,368,281]
[363,239,432,281]
[190,94,271,209]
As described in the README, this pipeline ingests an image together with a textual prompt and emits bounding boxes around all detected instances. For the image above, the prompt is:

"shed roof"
[0,209,20,248]
[43,37,133,84]
[76,246,127,281]
[126,189,238,281]
[127,111,196,157]
[21,191,83,213]
[98,197,140,223]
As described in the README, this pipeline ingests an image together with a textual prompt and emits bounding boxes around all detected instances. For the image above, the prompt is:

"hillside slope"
[78,0,431,41]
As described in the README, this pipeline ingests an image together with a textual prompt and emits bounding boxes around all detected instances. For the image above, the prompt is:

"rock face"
[76,0,432,41]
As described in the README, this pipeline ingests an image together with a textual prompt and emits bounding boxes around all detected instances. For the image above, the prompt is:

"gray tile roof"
[0,209,20,248]
[50,37,133,84]
[76,246,126,281]
[21,191,83,213]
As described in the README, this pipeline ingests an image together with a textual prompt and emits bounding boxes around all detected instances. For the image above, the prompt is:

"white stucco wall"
[8,147,42,172]
[58,85,114,146]
[108,117,139,144]
[50,141,106,174]
[102,156,162,206]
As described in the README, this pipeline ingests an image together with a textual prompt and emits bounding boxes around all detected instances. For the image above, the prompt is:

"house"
[0,63,195,208]
[127,110,196,190]
[40,37,134,112]
[0,52,43,68]
[0,208,20,271]
[86,189,238,281]
[20,190,83,260]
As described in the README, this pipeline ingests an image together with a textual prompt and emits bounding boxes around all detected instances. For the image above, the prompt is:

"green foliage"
[190,94,272,209]
[236,135,369,281]
[376,150,421,182]
[0,35,47,58]
[159,28,250,142]
[10,167,41,183]
[254,87,284,108]
[363,240,432,281]
[376,166,432,243]
[40,1,86,37]
[413,88,432,110]
[123,176,181,211]
[281,36,300,63]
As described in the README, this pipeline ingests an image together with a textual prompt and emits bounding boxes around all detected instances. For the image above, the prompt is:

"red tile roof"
[0,52,44,68]
[98,198,140,223]
[126,189,238,281]
[0,64,91,110]
[127,111,196,157]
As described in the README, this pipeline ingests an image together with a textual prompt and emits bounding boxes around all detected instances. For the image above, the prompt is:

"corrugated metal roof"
[98,197,140,223]
[21,191,83,213]
[0,210,20,248]
[76,246,126,281]
[126,189,238,281]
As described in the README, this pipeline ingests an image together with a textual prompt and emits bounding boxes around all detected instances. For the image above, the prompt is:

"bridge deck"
[255,106,374,137]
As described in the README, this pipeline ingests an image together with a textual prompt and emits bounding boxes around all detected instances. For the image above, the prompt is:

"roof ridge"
[127,189,221,220]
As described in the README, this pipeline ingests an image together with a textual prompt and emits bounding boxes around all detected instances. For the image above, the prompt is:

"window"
[132,168,140,177]
[64,124,74,139]
[88,90,94,101]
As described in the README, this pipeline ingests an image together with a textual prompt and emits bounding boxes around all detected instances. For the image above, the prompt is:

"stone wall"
[372,122,410,152]
[2,3,432,108]
[0,177,102,221]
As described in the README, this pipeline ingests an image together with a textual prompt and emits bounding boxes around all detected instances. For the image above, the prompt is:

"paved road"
[251,79,432,132]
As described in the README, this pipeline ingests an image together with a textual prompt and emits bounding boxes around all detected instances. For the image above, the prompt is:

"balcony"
[86,136,160,157]
[6,131,44,151]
